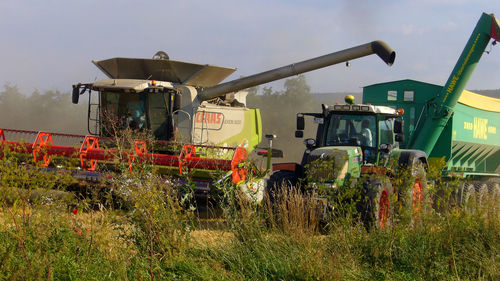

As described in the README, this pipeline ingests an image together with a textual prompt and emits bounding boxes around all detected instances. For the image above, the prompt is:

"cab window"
[101,92,147,135]
[378,119,394,145]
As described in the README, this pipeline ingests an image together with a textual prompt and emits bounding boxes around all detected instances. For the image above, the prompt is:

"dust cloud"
[0,84,88,135]
[247,76,355,164]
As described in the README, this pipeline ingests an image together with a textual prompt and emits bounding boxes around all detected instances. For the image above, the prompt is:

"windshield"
[324,114,376,147]
[101,92,147,135]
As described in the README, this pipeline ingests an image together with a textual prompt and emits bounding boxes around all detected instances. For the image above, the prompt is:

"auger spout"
[197,40,395,101]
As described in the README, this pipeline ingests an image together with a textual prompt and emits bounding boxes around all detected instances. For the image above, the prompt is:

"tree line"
[0,77,322,162]
[5,79,494,163]
[0,84,87,134]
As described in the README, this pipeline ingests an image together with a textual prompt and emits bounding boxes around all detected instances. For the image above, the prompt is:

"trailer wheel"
[362,177,393,230]
[487,182,500,204]
[458,182,498,207]
[476,183,488,206]
[458,183,475,206]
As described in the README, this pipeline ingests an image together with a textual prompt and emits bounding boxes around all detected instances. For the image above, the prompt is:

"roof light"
[151,80,157,86]
[397,108,405,115]
[345,95,355,104]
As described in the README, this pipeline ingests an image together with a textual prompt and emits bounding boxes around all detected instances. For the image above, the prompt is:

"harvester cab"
[72,54,262,150]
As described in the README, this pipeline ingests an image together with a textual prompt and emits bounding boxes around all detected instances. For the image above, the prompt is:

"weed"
[1,129,499,280]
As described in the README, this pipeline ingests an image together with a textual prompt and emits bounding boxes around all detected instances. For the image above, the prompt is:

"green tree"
[0,84,87,134]
[247,75,319,162]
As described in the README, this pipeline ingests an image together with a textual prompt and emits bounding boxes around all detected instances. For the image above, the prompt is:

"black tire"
[487,182,500,212]
[487,182,500,203]
[476,183,489,206]
[457,182,476,206]
[400,161,427,223]
[455,181,500,209]
[361,176,393,230]
[266,170,299,203]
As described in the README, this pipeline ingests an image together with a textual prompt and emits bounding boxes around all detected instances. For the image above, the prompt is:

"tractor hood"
[93,57,236,88]
[305,146,362,183]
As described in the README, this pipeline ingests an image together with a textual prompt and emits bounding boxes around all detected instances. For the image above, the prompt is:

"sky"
[1,0,500,95]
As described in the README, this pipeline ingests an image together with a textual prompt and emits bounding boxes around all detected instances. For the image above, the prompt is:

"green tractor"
[269,12,500,228]
[270,96,426,228]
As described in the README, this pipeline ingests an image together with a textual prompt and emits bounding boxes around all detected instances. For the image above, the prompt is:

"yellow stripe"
[458,90,500,112]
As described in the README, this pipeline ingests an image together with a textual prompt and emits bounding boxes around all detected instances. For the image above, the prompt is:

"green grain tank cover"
[363,79,500,175]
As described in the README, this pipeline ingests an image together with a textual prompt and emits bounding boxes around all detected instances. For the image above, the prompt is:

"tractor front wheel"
[361,177,393,230]
[406,161,427,223]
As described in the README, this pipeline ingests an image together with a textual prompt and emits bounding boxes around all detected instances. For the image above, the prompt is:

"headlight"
[240,178,266,204]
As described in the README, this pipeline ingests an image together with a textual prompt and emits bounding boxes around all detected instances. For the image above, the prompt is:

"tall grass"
[1,137,499,280]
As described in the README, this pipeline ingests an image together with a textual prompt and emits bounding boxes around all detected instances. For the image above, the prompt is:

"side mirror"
[72,85,80,104]
[265,134,276,140]
[296,114,305,130]
[394,119,404,134]
[303,138,316,149]
[379,143,393,153]
[395,134,405,143]
[295,130,303,138]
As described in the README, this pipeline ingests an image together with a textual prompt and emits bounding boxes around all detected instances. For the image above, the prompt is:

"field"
[0,150,499,281]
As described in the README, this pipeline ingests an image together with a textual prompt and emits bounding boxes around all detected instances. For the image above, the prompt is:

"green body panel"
[213,108,262,152]
[363,79,442,148]
[363,80,500,176]
[442,103,500,174]
[155,165,224,180]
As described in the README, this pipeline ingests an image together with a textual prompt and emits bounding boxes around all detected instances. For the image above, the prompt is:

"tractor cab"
[296,96,404,165]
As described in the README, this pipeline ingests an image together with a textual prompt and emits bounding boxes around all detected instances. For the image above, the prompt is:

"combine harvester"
[0,41,395,205]
[271,12,500,228]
